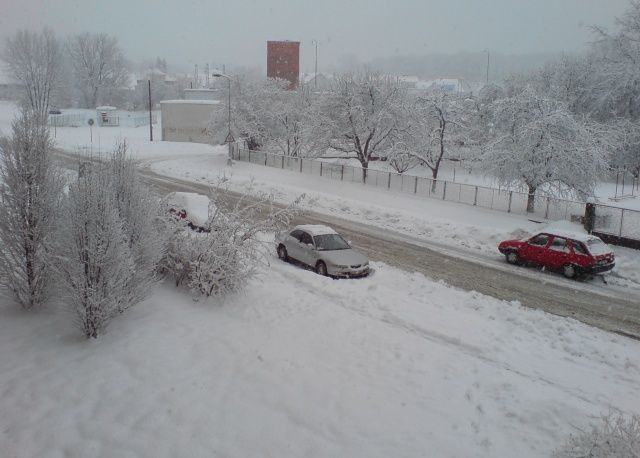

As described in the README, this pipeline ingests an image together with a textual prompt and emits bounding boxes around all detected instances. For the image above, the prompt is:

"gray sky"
[0,0,631,73]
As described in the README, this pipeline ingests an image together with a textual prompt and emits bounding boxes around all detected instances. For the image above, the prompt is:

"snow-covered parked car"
[164,192,213,232]
[275,224,370,278]
[498,230,615,279]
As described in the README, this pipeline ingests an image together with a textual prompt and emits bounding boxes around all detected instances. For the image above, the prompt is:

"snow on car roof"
[295,225,338,236]
[165,192,212,227]
[536,221,604,244]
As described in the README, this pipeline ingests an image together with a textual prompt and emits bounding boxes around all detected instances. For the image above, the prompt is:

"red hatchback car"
[498,231,615,279]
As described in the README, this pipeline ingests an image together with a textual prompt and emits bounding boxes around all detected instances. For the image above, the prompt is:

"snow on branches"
[482,87,609,212]
[0,109,64,309]
[57,142,164,338]
[162,181,304,298]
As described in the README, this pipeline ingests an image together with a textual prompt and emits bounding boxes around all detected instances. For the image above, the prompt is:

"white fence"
[232,146,640,241]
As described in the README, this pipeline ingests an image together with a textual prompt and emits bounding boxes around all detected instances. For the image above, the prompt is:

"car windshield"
[587,239,611,255]
[314,234,350,251]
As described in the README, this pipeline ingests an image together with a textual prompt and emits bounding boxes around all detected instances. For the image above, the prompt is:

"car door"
[297,231,317,266]
[521,233,551,265]
[286,229,305,262]
[545,236,570,270]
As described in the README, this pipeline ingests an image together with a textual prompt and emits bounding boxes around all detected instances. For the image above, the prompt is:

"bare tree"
[399,91,469,189]
[66,33,129,108]
[2,28,62,118]
[315,73,405,182]
[0,109,64,309]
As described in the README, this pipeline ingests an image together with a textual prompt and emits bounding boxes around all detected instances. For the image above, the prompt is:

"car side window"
[549,236,568,252]
[290,230,304,241]
[529,234,550,247]
[572,240,588,256]
[300,232,314,246]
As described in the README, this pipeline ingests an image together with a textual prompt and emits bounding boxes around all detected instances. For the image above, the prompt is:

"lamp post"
[311,39,318,88]
[213,71,234,165]
[484,49,490,84]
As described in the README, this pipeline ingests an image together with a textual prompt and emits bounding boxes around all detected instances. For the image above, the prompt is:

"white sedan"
[275,225,370,278]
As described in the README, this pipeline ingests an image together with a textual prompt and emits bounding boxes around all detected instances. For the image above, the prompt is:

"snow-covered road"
[129,160,640,339]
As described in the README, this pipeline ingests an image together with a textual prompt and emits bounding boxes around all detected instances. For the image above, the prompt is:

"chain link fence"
[232,146,639,241]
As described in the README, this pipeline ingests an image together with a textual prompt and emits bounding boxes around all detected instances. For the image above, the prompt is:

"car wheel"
[316,261,328,276]
[505,251,520,265]
[277,244,288,262]
[562,264,577,279]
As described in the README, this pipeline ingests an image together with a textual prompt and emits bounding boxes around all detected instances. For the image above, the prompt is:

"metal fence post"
[341,165,344,181]
[414,176,418,194]
[442,181,447,200]
[473,186,478,206]
[320,162,323,177]
[387,172,391,189]
[265,154,268,166]
[508,191,513,213]
[300,158,303,173]
[248,150,251,162]
[281,155,284,169]
[620,209,625,237]
[545,197,550,219]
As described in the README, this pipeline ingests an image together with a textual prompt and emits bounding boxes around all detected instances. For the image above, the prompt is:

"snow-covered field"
[2,259,640,458]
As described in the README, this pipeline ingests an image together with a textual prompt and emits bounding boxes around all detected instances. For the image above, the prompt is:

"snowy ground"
[2,259,640,458]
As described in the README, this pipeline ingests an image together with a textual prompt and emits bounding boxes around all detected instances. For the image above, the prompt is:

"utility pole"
[312,40,318,88]
[485,49,490,84]
[148,80,153,141]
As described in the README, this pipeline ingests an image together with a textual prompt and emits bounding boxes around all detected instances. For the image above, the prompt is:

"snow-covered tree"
[107,141,166,309]
[482,87,608,212]
[2,28,62,117]
[387,144,418,174]
[57,165,135,338]
[0,109,64,309]
[554,412,640,458]
[397,91,470,187]
[610,118,640,177]
[314,73,405,181]
[210,78,318,156]
[66,33,129,108]
[163,181,303,297]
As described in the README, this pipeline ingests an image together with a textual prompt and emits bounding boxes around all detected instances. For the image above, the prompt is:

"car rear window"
[549,237,569,252]
[587,239,611,255]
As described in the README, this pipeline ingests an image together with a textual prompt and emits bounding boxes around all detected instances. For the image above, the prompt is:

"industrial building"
[160,99,220,144]
[267,41,300,89]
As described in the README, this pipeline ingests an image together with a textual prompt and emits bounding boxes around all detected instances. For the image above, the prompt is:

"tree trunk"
[431,166,439,193]
[361,162,368,183]
[526,184,537,213]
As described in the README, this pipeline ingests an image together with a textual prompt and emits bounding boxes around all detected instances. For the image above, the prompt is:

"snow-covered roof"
[160,99,221,105]
[301,72,333,84]
[295,225,337,236]
[397,75,420,83]
[96,106,117,111]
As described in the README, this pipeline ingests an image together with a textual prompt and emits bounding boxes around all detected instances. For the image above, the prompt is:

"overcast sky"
[0,0,631,73]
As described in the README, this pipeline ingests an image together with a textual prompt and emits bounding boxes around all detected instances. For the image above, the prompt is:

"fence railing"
[231,146,640,242]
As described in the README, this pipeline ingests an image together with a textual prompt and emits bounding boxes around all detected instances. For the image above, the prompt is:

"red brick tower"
[267,41,300,89]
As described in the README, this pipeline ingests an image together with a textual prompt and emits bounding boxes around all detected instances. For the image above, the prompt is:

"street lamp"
[483,49,490,84]
[212,71,234,165]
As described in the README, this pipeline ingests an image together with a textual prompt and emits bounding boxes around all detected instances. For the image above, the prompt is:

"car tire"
[562,264,578,279]
[505,251,520,265]
[316,261,328,277]
[277,244,288,262]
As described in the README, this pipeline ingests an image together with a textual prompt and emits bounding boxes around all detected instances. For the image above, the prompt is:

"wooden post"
[341,165,344,181]
[414,176,418,194]
[442,181,447,200]
[508,191,513,213]
[320,162,323,177]
[473,186,478,206]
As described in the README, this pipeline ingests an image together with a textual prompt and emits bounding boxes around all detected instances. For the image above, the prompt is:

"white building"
[160,99,220,144]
